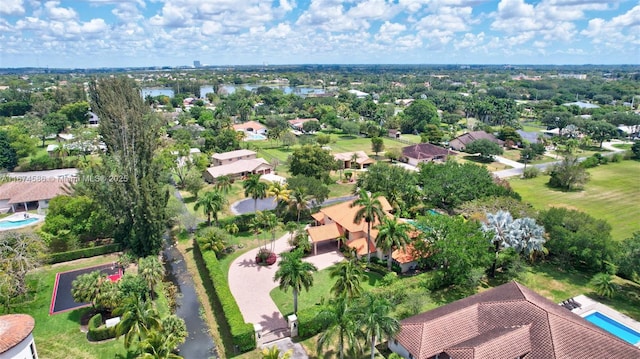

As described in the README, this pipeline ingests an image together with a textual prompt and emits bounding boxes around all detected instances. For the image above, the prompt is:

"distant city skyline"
[1,0,639,69]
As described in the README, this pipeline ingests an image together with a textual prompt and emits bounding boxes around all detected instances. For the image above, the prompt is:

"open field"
[509,160,640,241]
[8,254,127,359]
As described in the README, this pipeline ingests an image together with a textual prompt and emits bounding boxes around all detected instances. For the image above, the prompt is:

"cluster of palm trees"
[319,257,400,359]
[244,174,313,222]
[194,174,232,226]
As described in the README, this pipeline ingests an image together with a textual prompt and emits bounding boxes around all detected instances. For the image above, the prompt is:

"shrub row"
[218,213,257,233]
[296,305,324,339]
[87,313,117,341]
[48,243,122,264]
[194,240,256,352]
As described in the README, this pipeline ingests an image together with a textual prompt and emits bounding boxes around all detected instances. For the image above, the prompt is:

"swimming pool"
[0,217,39,230]
[584,311,640,345]
[245,133,267,141]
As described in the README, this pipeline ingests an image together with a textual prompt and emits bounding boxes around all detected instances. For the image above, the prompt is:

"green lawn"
[8,255,127,359]
[270,268,383,316]
[509,160,640,241]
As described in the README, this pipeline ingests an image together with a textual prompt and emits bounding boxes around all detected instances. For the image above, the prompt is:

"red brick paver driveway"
[228,234,343,341]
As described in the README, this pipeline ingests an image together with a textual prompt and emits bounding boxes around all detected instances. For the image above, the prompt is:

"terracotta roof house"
[389,281,640,359]
[211,149,257,166]
[0,314,38,359]
[307,197,392,256]
[0,179,72,212]
[288,118,319,129]
[333,151,375,169]
[449,131,504,151]
[232,121,267,135]
[203,158,272,182]
[402,143,455,166]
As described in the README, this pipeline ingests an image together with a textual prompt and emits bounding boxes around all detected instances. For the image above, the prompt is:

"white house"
[0,314,38,359]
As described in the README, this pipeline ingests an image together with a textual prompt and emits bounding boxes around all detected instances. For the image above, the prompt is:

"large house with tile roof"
[402,143,455,166]
[307,197,393,256]
[449,131,504,151]
[333,151,375,170]
[390,281,640,359]
[0,314,38,359]
[0,179,72,213]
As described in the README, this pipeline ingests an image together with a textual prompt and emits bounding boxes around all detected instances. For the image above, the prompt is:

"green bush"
[522,166,540,179]
[48,243,121,264]
[610,153,623,163]
[366,261,389,276]
[580,156,600,168]
[218,213,255,233]
[87,313,117,341]
[296,306,324,339]
[194,240,256,352]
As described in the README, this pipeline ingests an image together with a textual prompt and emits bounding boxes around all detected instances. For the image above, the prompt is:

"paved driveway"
[228,233,343,341]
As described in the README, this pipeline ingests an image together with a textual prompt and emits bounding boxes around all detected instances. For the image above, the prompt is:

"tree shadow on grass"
[429,285,476,306]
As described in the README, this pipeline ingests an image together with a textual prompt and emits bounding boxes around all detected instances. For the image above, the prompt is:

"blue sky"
[0,0,638,68]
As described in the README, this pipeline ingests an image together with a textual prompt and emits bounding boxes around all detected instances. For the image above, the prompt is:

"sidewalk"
[227,233,343,340]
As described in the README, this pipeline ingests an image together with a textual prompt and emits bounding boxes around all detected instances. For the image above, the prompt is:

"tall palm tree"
[243,174,268,213]
[356,293,400,359]
[285,221,299,245]
[137,329,184,359]
[255,210,279,251]
[375,215,412,270]
[267,181,291,214]
[194,189,227,226]
[330,259,365,299]
[317,297,362,359]
[288,187,311,223]
[138,256,165,300]
[273,249,318,314]
[351,189,385,262]
[214,175,233,194]
[114,295,162,349]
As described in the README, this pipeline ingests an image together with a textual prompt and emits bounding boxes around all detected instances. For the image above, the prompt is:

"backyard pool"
[245,133,267,141]
[584,311,640,345]
[0,217,40,230]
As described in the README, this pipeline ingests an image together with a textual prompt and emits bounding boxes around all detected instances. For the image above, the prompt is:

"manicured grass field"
[270,268,382,316]
[8,255,127,359]
[509,160,640,241]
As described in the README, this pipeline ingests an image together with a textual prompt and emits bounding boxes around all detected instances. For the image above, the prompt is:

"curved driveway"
[228,233,343,340]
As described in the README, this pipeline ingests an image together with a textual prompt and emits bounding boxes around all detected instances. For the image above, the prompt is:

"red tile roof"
[402,143,455,161]
[395,281,640,359]
[0,180,72,204]
[307,223,342,243]
[0,314,35,354]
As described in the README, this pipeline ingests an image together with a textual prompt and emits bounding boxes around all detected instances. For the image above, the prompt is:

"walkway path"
[228,233,343,342]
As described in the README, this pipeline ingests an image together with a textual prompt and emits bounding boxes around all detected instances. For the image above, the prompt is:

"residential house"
[203,159,272,182]
[0,314,38,359]
[348,89,369,99]
[449,131,504,151]
[388,129,401,139]
[307,197,393,256]
[563,101,600,109]
[288,118,319,131]
[211,149,257,166]
[392,244,420,273]
[402,143,455,166]
[232,121,267,136]
[516,130,545,144]
[0,179,72,212]
[333,151,374,169]
[389,281,640,359]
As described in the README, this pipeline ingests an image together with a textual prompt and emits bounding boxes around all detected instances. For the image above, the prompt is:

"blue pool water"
[246,133,267,141]
[584,311,640,345]
[0,217,39,229]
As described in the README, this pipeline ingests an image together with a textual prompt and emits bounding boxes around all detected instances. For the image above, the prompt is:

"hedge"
[194,240,256,352]
[297,306,324,339]
[87,313,117,341]
[48,243,121,264]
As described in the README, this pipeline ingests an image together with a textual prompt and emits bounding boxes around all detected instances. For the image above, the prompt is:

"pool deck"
[571,294,640,346]
[0,213,44,231]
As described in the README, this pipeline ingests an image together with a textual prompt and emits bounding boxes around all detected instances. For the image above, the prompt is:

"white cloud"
[1,0,25,15]
[44,1,78,21]
[581,5,640,46]
[375,21,406,43]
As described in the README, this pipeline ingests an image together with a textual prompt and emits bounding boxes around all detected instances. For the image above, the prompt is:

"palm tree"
[285,221,299,245]
[356,293,400,359]
[255,210,279,251]
[330,259,365,299]
[591,272,617,298]
[288,187,311,223]
[243,174,268,213]
[482,210,515,277]
[137,329,184,359]
[138,256,165,300]
[273,249,318,314]
[214,174,233,194]
[261,345,292,359]
[268,181,291,214]
[351,189,386,263]
[510,217,547,262]
[194,189,227,226]
[114,295,162,349]
[317,297,362,359]
[375,215,412,270]
[71,270,102,308]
